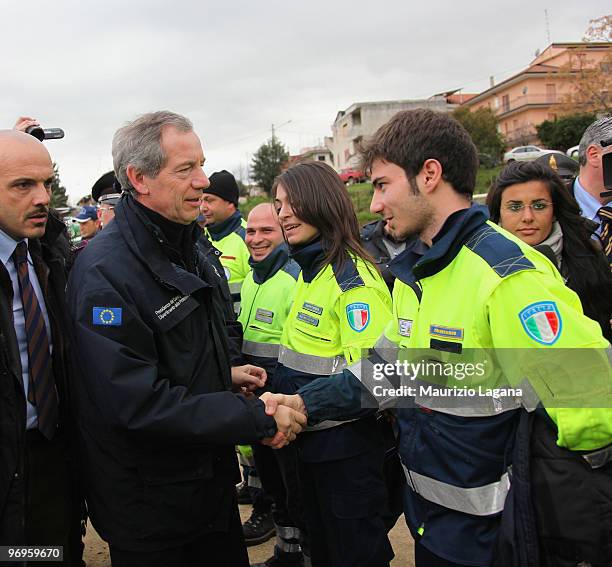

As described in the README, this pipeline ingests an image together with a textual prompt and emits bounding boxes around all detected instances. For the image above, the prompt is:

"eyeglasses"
[503,201,553,214]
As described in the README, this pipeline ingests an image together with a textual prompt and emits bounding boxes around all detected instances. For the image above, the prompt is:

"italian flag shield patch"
[519,301,562,345]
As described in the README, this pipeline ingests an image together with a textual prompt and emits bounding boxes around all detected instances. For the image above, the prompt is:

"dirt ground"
[83,504,415,566]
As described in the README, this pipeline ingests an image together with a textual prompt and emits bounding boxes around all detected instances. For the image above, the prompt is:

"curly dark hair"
[487,161,612,341]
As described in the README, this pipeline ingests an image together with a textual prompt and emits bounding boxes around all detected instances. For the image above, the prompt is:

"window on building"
[546,84,556,102]
[317,155,326,162]
[352,110,362,127]
[502,95,510,113]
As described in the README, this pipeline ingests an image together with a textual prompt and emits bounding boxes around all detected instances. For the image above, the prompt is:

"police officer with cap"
[91,171,122,229]
[533,152,579,184]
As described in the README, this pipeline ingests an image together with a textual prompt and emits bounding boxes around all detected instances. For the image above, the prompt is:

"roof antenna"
[544,9,552,45]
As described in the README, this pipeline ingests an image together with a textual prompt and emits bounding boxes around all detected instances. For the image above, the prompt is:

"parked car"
[502,145,564,164]
[566,145,579,159]
[339,167,367,184]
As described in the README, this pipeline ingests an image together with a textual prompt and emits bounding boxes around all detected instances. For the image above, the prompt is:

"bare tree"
[557,16,612,115]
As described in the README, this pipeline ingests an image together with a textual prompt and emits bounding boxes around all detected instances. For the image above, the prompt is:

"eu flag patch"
[92,307,122,326]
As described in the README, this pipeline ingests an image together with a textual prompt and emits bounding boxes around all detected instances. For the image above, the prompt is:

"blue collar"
[389,205,489,284]
[249,243,290,284]
[573,177,602,224]
[207,210,244,241]
[290,238,326,283]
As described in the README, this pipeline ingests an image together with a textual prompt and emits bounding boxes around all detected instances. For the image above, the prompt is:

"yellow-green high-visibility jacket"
[274,239,393,460]
[297,206,612,565]
[205,211,250,309]
[238,244,300,375]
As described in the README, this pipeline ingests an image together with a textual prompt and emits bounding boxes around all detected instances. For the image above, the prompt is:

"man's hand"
[262,431,289,449]
[260,403,307,449]
[260,392,307,418]
[13,116,39,133]
[231,364,267,392]
[271,405,307,443]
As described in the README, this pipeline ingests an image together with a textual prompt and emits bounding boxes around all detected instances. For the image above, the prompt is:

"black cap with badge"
[92,171,122,206]
[533,152,579,181]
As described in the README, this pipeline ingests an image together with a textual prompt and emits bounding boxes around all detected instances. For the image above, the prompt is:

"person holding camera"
[0,129,83,565]
[573,117,612,264]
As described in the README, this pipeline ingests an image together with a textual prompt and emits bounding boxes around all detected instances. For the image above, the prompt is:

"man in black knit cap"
[201,169,250,311]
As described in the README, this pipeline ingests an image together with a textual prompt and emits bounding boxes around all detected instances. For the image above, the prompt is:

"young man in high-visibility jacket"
[262,109,612,567]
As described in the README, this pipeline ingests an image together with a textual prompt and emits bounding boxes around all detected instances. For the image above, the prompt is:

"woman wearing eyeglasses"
[487,160,612,342]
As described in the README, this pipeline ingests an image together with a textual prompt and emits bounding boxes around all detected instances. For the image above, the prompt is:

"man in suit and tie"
[573,116,612,263]
[0,130,80,565]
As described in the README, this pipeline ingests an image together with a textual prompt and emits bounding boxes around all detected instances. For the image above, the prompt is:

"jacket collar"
[207,210,243,240]
[0,213,66,266]
[249,243,290,284]
[390,205,489,284]
[114,195,208,296]
[290,238,326,283]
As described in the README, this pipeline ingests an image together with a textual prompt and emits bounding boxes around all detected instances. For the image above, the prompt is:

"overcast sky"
[0,0,608,201]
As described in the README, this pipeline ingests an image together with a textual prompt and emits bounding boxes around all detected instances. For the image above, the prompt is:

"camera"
[25,125,65,141]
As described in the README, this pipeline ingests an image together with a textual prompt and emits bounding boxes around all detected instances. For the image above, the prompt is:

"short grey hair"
[578,116,612,167]
[112,110,193,195]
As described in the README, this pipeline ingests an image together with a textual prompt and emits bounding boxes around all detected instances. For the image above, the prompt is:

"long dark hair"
[272,162,376,273]
[487,161,612,341]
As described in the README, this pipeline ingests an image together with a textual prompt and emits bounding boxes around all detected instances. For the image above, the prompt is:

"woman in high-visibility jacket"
[272,161,394,567]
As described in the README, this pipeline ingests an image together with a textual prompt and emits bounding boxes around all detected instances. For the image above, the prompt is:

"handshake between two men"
[230,365,308,449]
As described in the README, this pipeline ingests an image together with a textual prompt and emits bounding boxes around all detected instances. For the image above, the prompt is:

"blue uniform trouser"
[253,443,306,564]
[299,444,393,567]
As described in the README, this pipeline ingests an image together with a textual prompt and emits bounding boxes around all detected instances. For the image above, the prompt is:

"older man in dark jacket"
[66,111,305,567]
[0,130,82,565]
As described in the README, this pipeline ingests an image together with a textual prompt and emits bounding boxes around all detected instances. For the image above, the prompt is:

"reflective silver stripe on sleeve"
[278,346,353,431]
[373,334,400,363]
[517,378,540,412]
[247,474,262,489]
[229,282,242,294]
[242,340,280,358]
[349,359,394,410]
[278,346,347,375]
[402,464,510,517]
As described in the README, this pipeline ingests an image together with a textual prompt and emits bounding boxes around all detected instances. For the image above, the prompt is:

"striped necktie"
[598,206,612,266]
[12,241,58,439]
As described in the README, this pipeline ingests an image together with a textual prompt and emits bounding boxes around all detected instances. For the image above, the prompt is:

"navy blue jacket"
[66,195,276,552]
